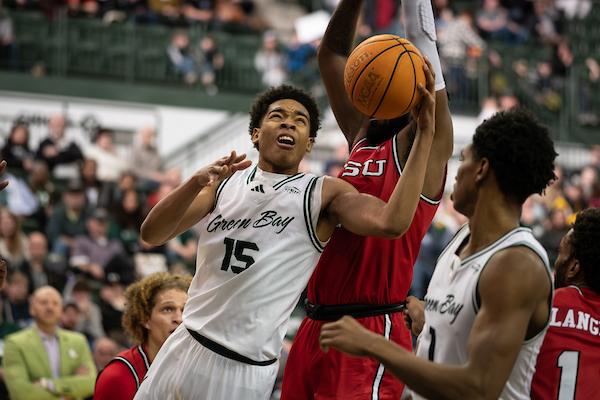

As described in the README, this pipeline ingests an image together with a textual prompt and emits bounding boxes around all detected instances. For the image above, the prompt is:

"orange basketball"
[344,35,426,119]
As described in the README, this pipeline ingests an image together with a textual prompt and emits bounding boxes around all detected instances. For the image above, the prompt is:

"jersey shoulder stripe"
[112,356,140,389]
[303,176,325,252]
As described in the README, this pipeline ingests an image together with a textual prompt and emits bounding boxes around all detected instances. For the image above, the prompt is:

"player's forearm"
[140,177,207,245]
[319,0,364,58]
[378,126,435,237]
[366,338,488,400]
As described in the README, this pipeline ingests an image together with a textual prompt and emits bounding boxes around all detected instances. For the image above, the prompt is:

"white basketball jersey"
[183,165,327,362]
[413,224,552,400]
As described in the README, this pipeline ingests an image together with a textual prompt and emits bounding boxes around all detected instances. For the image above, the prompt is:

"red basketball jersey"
[531,286,600,400]
[307,135,441,305]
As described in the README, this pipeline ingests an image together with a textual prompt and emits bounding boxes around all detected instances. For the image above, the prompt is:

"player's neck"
[464,197,522,258]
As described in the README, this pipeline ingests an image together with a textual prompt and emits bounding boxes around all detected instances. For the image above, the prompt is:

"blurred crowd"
[0,114,199,387]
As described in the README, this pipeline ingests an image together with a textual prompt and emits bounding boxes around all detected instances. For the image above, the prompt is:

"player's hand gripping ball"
[344,35,426,119]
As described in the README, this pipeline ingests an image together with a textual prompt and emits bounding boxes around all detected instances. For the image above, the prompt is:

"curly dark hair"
[121,272,193,345]
[471,107,557,203]
[569,208,600,294]
[248,85,321,149]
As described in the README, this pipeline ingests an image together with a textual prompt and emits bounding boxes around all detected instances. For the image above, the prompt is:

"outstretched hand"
[411,56,436,134]
[195,151,252,188]
[0,160,8,191]
[319,315,376,357]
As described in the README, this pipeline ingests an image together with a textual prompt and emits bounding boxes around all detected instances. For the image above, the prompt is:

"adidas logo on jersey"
[284,186,300,195]
[251,184,265,193]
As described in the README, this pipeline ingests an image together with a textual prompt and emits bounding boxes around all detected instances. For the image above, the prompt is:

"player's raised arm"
[318,60,436,240]
[318,0,370,144]
[140,151,251,245]
[0,160,8,191]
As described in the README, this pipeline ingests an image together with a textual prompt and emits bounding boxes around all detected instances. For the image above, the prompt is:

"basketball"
[344,35,426,119]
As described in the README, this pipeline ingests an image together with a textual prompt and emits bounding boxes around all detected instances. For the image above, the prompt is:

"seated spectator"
[182,0,213,23]
[80,158,112,209]
[146,0,183,25]
[59,300,80,331]
[166,229,197,270]
[98,278,128,346]
[93,272,191,400]
[0,295,20,400]
[66,280,106,342]
[195,36,223,95]
[36,114,84,180]
[0,209,29,270]
[69,207,130,284]
[92,337,120,372]
[108,171,139,209]
[254,30,286,88]
[84,128,127,183]
[2,271,32,329]
[0,0,17,70]
[1,123,34,176]
[167,29,197,85]
[128,126,165,190]
[0,157,39,218]
[67,0,99,18]
[133,238,168,278]
[523,0,561,46]
[26,160,59,232]
[110,188,145,254]
[46,179,91,258]
[3,286,96,400]
[476,0,527,44]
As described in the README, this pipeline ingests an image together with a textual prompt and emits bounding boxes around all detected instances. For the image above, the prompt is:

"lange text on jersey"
[424,294,464,324]
[207,211,295,234]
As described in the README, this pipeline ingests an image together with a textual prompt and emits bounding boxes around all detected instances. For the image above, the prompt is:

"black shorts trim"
[187,329,277,366]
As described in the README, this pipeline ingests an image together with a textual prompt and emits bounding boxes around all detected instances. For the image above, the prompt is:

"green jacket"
[2,326,96,400]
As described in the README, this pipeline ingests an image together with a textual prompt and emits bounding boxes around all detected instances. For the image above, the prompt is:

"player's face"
[451,143,479,218]
[145,289,188,348]
[252,99,313,174]
[554,229,575,289]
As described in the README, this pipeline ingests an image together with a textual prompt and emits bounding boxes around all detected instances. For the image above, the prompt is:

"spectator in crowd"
[531,207,600,399]
[67,0,99,18]
[93,272,191,400]
[59,300,80,331]
[0,295,21,400]
[1,122,34,175]
[165,229,196,271]
[254,30,286,88]
[523,0,561,46]
[439,9,487,110]
[3,286,96,400]
[98,278,127,346]
[539,207,570,264]
[92,337,120,372]
[0,209,29,270]
[27,160,59,232]
[182,0,214,24]
[110,188,145,254]
[66,280,106,342]
[46,179,91,258]
[167,29,197,85]
[69,207,131,284]
[146,0,183,25]
[22,231,67,293]
[195,36,223,95]
[128,126,165,190]
[0,155,39,218]
[0,0,17,70]
[284,33,318,90]
[84,128,127,183]
[36,114,84,179]
[476,0,528,44]
[579,165,598,204]
[80,158,112,209]
[133,238,168,278]
[1,271,31,329]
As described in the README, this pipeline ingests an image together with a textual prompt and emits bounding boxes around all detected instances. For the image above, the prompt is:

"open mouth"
[277,134,295,148]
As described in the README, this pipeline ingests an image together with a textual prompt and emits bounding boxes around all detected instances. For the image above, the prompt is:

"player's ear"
[567,259,581,280]
[252,128,260,146]
[475,157,490,185]
[306,137,314,153]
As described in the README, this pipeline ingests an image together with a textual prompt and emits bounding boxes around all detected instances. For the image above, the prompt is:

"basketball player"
[280,0,453,398]
[531,207,600,400]
[318,107,557,400]
[133,81,437,400]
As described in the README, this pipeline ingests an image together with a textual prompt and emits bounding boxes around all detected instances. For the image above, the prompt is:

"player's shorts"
[133,324,279,400]
[281,312,411,400]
